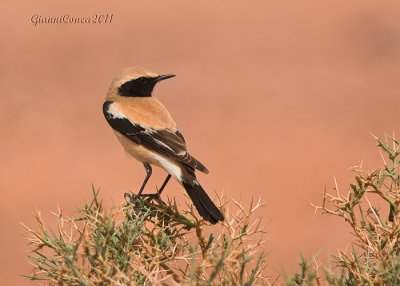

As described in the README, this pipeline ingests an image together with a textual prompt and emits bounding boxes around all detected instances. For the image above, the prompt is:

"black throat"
[118,77,157,97]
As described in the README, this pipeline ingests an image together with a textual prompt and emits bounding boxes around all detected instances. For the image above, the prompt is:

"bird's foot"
[124,192,160,204]
[124,186,164,206]
[143,187,165,205]
[141,192,161,203]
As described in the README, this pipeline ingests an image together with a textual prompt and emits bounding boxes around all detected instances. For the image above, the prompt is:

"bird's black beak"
[156,74,176,82]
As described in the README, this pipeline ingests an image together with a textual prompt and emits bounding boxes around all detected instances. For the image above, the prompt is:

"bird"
[103,66,224,224]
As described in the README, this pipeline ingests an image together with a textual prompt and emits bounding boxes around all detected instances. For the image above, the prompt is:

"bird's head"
[107,66,175,99]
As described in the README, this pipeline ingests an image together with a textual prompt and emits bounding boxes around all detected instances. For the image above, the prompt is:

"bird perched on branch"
[103,67,224,224]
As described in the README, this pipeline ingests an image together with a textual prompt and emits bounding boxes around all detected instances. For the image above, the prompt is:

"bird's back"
[112,96,176,130]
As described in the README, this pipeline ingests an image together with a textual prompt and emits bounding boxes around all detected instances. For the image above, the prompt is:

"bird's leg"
[125,163,152,203]
[144,174,172,202]
[158,174,171,196]
[137,163,152,196]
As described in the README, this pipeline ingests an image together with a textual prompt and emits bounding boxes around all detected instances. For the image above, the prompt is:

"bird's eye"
[137,77,148,84]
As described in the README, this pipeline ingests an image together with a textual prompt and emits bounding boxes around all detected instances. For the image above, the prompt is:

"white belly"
[114,131,183,181]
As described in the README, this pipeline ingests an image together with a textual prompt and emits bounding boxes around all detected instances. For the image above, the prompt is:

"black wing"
[103,101,209,173]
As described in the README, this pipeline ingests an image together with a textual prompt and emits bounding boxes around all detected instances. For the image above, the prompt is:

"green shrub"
[287,135,400,286]
[23,190,269,285]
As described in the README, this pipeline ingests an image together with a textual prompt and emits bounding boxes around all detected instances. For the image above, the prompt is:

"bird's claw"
[124,192,160,204]
[143,186,162,202]
[144,193,160,202]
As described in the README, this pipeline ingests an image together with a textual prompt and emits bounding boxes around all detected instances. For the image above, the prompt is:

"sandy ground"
[1,1,400,284]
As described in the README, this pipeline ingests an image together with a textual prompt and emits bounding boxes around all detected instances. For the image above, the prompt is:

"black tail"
[182,180,224,224]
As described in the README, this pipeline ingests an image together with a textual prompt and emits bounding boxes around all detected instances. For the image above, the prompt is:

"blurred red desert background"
[1,1,400,284]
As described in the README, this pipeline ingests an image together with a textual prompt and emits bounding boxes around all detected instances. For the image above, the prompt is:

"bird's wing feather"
[103,101,209,174]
